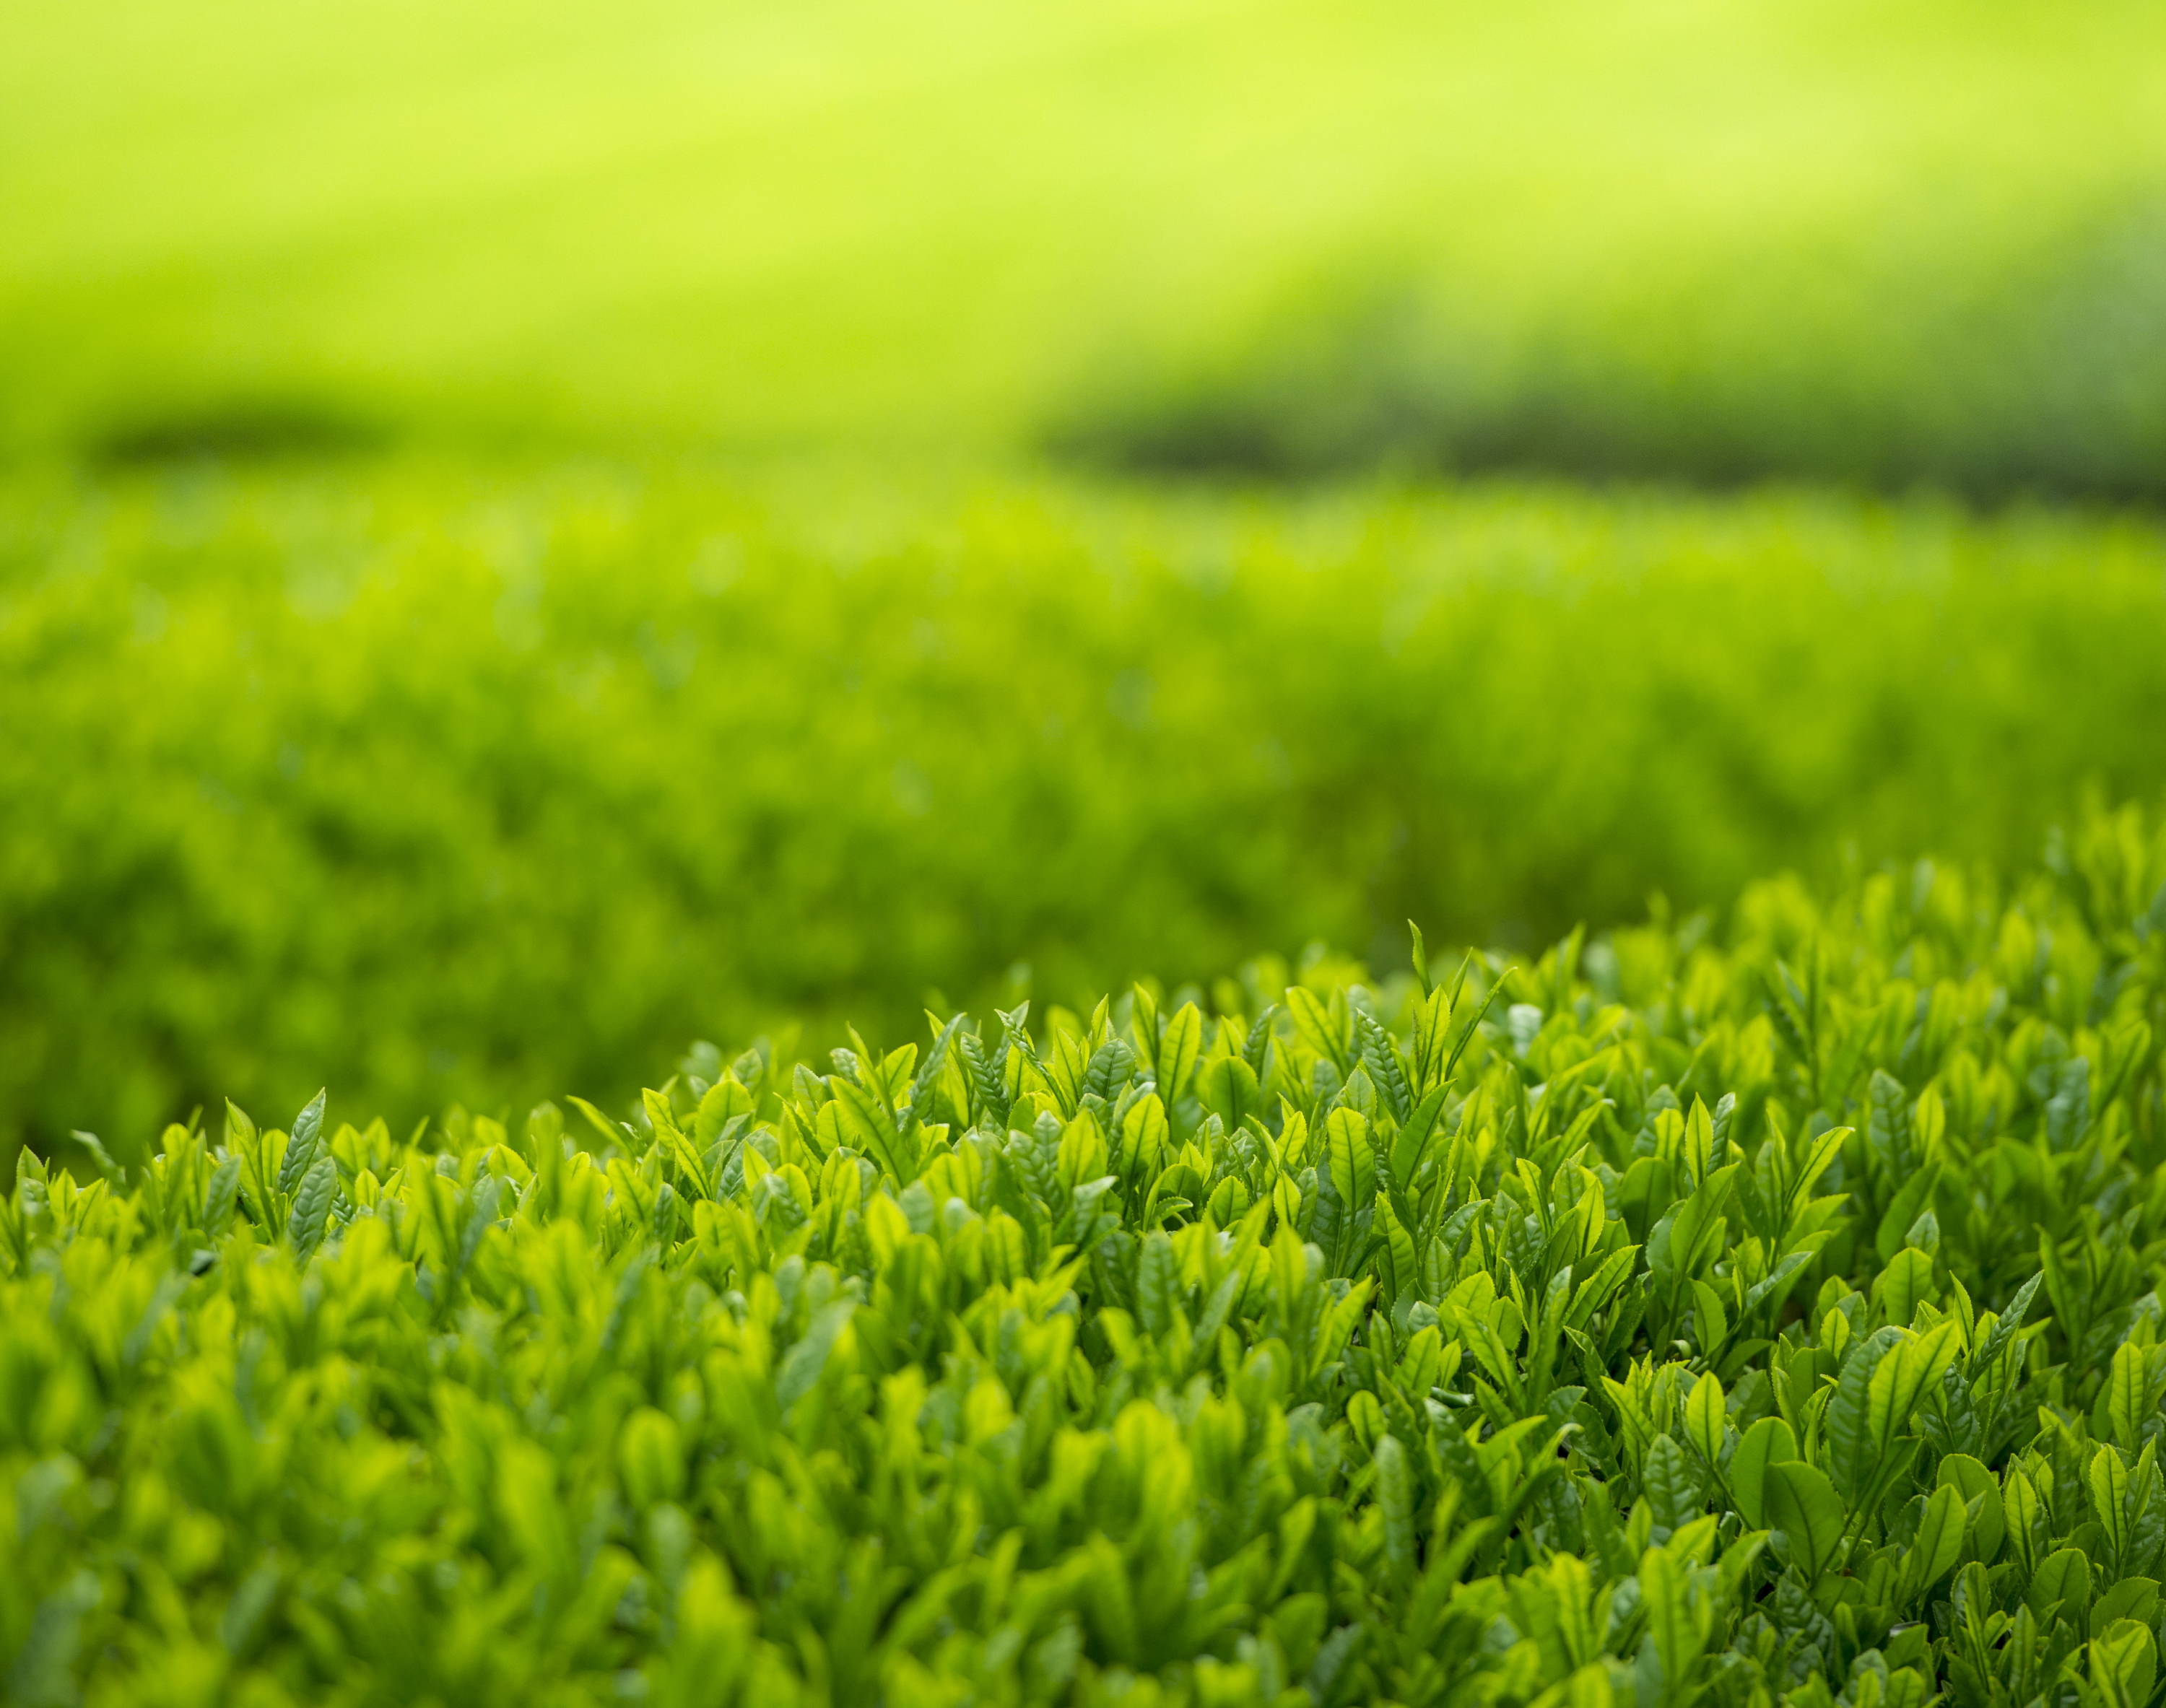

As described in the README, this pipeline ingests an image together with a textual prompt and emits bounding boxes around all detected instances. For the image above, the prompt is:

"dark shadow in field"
[86,398,391,469]
[1049,199,2166,506]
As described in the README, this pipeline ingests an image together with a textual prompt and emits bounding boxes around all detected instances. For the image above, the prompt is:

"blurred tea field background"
[11,0,2166,482]
[5,0,2166,1155]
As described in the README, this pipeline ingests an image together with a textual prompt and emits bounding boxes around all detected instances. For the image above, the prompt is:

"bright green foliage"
[6,462,2166,1149]
[4,812,2165,1706]
[9,0,2166,498]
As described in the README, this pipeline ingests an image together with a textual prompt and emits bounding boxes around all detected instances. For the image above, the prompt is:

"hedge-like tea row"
[1049,191,2166,502]
[4,809,2163,1707]
[9,463,2166,1152]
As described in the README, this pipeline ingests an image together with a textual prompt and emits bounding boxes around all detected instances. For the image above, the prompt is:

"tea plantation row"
[4,804,2163,1705]
[14,0,2166,501]
[6,460,2166,1152]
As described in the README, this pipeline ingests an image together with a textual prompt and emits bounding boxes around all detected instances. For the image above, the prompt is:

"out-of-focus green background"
[6,0,2166,1156]
[8,0,2166,487]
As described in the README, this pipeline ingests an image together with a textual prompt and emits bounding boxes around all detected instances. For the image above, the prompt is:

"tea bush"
[6,461,2166,1152]
[5,805,2163,1707]
[1050,198,2166,500]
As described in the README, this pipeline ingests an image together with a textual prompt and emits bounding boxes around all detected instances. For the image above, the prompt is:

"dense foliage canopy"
[6,463,2165,1151]
[14,5,2166,1706]
[6,805,2162,1706]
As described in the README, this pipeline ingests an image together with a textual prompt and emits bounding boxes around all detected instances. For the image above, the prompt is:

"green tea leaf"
[1762,1460,1845,1582]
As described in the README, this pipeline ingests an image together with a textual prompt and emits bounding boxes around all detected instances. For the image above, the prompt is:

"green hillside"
[6,0,2166,490]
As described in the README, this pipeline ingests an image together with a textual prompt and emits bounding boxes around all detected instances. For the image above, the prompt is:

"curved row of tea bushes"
[3,809,2163,1706]
[6,461,2166,1151]
[1051,190,2166,502]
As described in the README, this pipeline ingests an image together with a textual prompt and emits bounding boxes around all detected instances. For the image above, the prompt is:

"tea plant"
[6,462,2166,1152]
[3,806,2163,1707]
